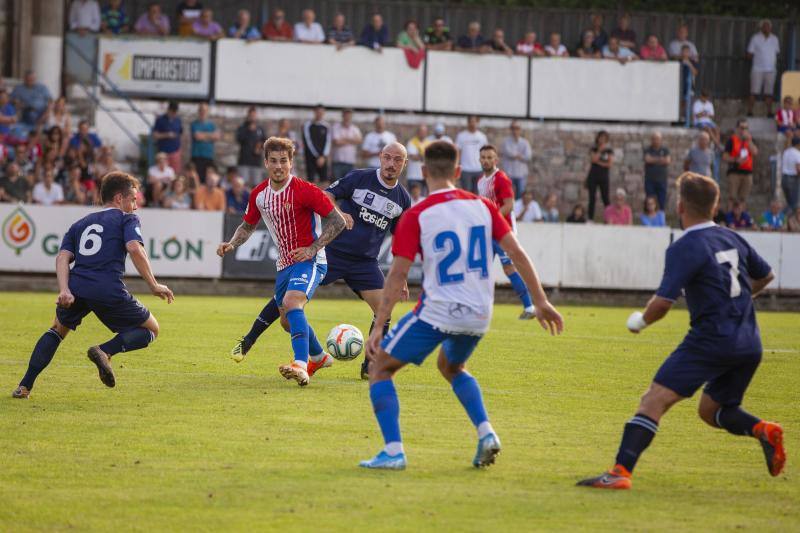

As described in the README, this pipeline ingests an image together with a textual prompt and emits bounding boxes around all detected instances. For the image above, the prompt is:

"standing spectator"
[610,13,637,50]
[163,176,193,209]
[639,35,667,61]
[425,18,453,51]
[692,89,721,147]
[586,130,614,220]
[781,136,800,211]
[32,168,64,205]
[153,100,183,174]
[397,21,426,67]
[331,109,361,179]
[639,196,666,227]
[101,0,129,34]
[134,2,170,36]
[575,30,601,58]
[456,21,488,53]
[455,115,488,192]
[262,8,292,41]
[10,70,52,129]
[294,9,325,44]
[747,20,780,116]
[668,23,699,61]
[514,190,543,222]
[544,32,569,57]
[501,120,532,197]
[604,188,633,225]
[327,13,355,48]
[541,193,560,222]
[602,36,637,63]
[190,102,218,182]
[588,13,608,50]
[723,119,758,204]
[408,181,426,206]
[228,9,260,40]
[220,166,239,191]
[0,90,16,141]
[236,106,266,187]
[147,152,175,205]
[684,131,714,178]
[194,168,225,210]
[516,31,544,57]
[361,116,396,167]
[302,105,331,182]
[787,206,800,232]
[405,124,429,187]
[643,132,671,210]
[0,163,31,203]
[566,204,588,223]
[45,96,71,134]
[69,0,101,34]
[489,28,513,56]
[192,8,223,40]
[276,118,300,152]
[175,0,202,36]
[679,44,699,105]
[426,123,453,144]
[359,13,389,51]
[725,201,755,230]
[225,177,249,215]
[760,199,786,231]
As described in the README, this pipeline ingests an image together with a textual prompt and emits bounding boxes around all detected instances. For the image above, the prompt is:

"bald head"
[379,142,408,183]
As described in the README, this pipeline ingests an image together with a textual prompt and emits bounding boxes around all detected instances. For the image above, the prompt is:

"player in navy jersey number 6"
[12,172,174,399]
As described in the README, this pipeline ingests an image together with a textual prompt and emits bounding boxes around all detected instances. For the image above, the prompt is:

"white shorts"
[750,70,777,96]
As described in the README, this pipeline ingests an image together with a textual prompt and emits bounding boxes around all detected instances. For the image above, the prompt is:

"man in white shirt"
[455,115,488,192]
[361,116,397,168]
[294,9,325,43]
[32,168,64,206]
[747,19,780,116]
[501,120,532,198]
[782,136,800,211]
[405,124,429,186]
[667,24,699,61]
[69,0,101,34]
[331,109,362,179]
[425,123,453,144]
[692,90,721,148]
[147,152,176,205]
[514,190,543,222]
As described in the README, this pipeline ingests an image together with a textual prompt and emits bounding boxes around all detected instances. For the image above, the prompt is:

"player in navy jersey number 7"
[229,142,412,380]
[12,172,174,399]
[578,172,785,489]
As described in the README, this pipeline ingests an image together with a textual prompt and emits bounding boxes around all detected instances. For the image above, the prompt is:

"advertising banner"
[220,214,278,280]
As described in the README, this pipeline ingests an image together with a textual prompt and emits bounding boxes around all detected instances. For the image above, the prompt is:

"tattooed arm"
[216,221,257,257]
[290,209,346,262]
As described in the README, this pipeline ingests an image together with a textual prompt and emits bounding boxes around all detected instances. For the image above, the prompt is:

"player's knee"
[697,395,720,427]
[51,319,70,339]
[368,351,395,383]
[143,317,160,338]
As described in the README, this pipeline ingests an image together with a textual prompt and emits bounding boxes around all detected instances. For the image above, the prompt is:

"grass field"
[0,292,798,531]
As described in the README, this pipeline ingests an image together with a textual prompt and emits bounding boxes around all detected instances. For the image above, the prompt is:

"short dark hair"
[100,171,139,203]
[167,100,179,112]
[263,136,295,161]
[424,140,458,179]
[677,172,719,219]
[479,144,498,154]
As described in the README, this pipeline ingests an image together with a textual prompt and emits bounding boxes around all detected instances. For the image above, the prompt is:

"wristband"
[626,311,647,332]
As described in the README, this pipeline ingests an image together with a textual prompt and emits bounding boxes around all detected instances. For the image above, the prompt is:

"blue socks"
[19,329,63,389]
[615,413,659,472]
[307,324,323,358]
[99,327,154,357]
[452,372,489,428]
[508,271,534,310]
[286,309,309,364]
[245,298,280,345]
[370,380,402,445]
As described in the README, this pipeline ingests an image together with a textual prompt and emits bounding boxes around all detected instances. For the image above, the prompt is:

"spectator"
[602,36,637,63]
[679,44,699,104]
[586,130,614,220]
[327,13,355,48]
[69,0,101,34]
[566,203,588,223]
[760,199,786,231]
[604,188,633,225]
[182,161,200,191]
[610,13,637,50]
[575,30,601,58]
[541,193,560,222]
[302,104,331,182]
[398,21,426,67]
[192,8,223,40]
[190,102,219,182]
[194,168,225,210]
[0,163,31,203]
[489,28,513,56]
[64,165,89,205]
[163,176,192,209]
[92,145,118,180]
[101,0,129,34]
[262,8,292,41]
[747,19,780,116]
[294,9,325,44]
[361,116,397,168]
[426,123,453,144]
[516,31,544,57]
[723,119,758,204]
[668,23,699,61]
[69,120,102,157]
[235,107,266,187]
[32,168,64,205]
[424,18,453,51]
[147,151,175,205]
[220,166,239,191]
[152,100,183,174]
[44,125,67,161]
[514,190,543,222]
[501,120,532,198]
[45,96,71,134]
[134,2,170,36]
[692,89,721,147]
[225,177,249,215]
[408,181,426,206]
[405,124,429,187]
[725,201,755,230]
[640,35,667,61]
[455,115,488,193]
[684,131,714,178]
[331,109,361,179]
[359,13,389,51]
[228,9,259,40]
[588,13,608,50]
[276,118,300,152]
[544,32,569,57]
[0,90,16,141]
[787,206,800,232]
[781,136,800,211]
[776,96,796,148]
[640,195,666,227]
[643,132,671,210]
[15,141,41,178]
[10,70,52,128]
[456,21,488,53]
[176,0,202,36]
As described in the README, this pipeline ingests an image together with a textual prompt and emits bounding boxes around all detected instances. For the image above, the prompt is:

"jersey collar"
[428,186,457,196]
[684,221,716,234]
[269,175,294,194]
[375,168,398,189]
[482,168,498,180]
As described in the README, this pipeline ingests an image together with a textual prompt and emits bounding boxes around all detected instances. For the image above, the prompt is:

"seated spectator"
[93,145,117,181]
[760,199,786,231]
[327,13,355,48]
[408,181,426,206]
[604,188,633,225]
[640,35,667,61]
[101,0,129,34]
[147,152,175,205]
[64,165,89,205]
[294,8,325,44]
[588,13,608,50]
[575,30,601,58]
[541,192,560,222]
[397,20,426,66]
[161,176,191,209]
[69,120,102,156]
[194,168,225,210]
[11,70,52,128]
[456,21,488,53]
[361,116,397,168]
[684,131,714,178]
[602,36,637,63]
[516,31,544,57]
[262,8,292,41]
[15,141,40,178]
[787,206,800,232]
[359,13,389,51]
[639,195,666,227]
[425,18,453,51]
[544,32,569,57]
[668,23,699,61]
[611,13,637,50]
[182,161,200,191]
[69,0,101,35]
[566,203,587,223]
[44,125,67,160]
[228,9,259,40]
[225,177,249,215]
[32,168,64,205]
[514,190,542,222]
[692,89,720,146]
[0,163,31,203]
[776,96,796,147]
[134,2,170,36]
[489,28,513,56]
[0,90,16,141]
[192,8,223,40]
[176,0,202,36]
[45,96,71,134]
[725,201,755,230]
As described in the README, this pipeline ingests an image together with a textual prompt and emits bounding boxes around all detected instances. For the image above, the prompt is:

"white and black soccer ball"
[326,324,364,361]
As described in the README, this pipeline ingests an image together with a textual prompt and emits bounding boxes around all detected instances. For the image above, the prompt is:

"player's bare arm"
[217,221,257,256]
[751,271,775,297]
[126,241,174,303]
[366,256,412,358]
[323,190,354,230]
[55,250,75,308]
[290,209,346,261]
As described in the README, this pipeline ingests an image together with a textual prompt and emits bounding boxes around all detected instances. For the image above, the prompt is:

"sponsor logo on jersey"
[2,207,36,256]
[359,206,389,230]
[364,192,375,206]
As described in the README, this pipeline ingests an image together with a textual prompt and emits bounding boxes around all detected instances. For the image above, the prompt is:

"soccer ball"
[326,324,364,361]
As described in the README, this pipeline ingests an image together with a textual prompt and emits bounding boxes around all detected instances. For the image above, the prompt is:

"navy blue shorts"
[56,293,151,333]
[653,346,761,407]
[381,311,482,366]
[321,249,384,293]
[492,240,513,266]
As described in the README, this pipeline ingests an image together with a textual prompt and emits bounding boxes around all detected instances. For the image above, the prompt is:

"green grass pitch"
[0,292,798,531]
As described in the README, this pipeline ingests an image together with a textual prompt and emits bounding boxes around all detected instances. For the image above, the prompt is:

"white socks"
[477,421,495,439]
[309,352,326,363]
[293,360,308,370]
[524,305,536,313]
[384,442,405,456]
